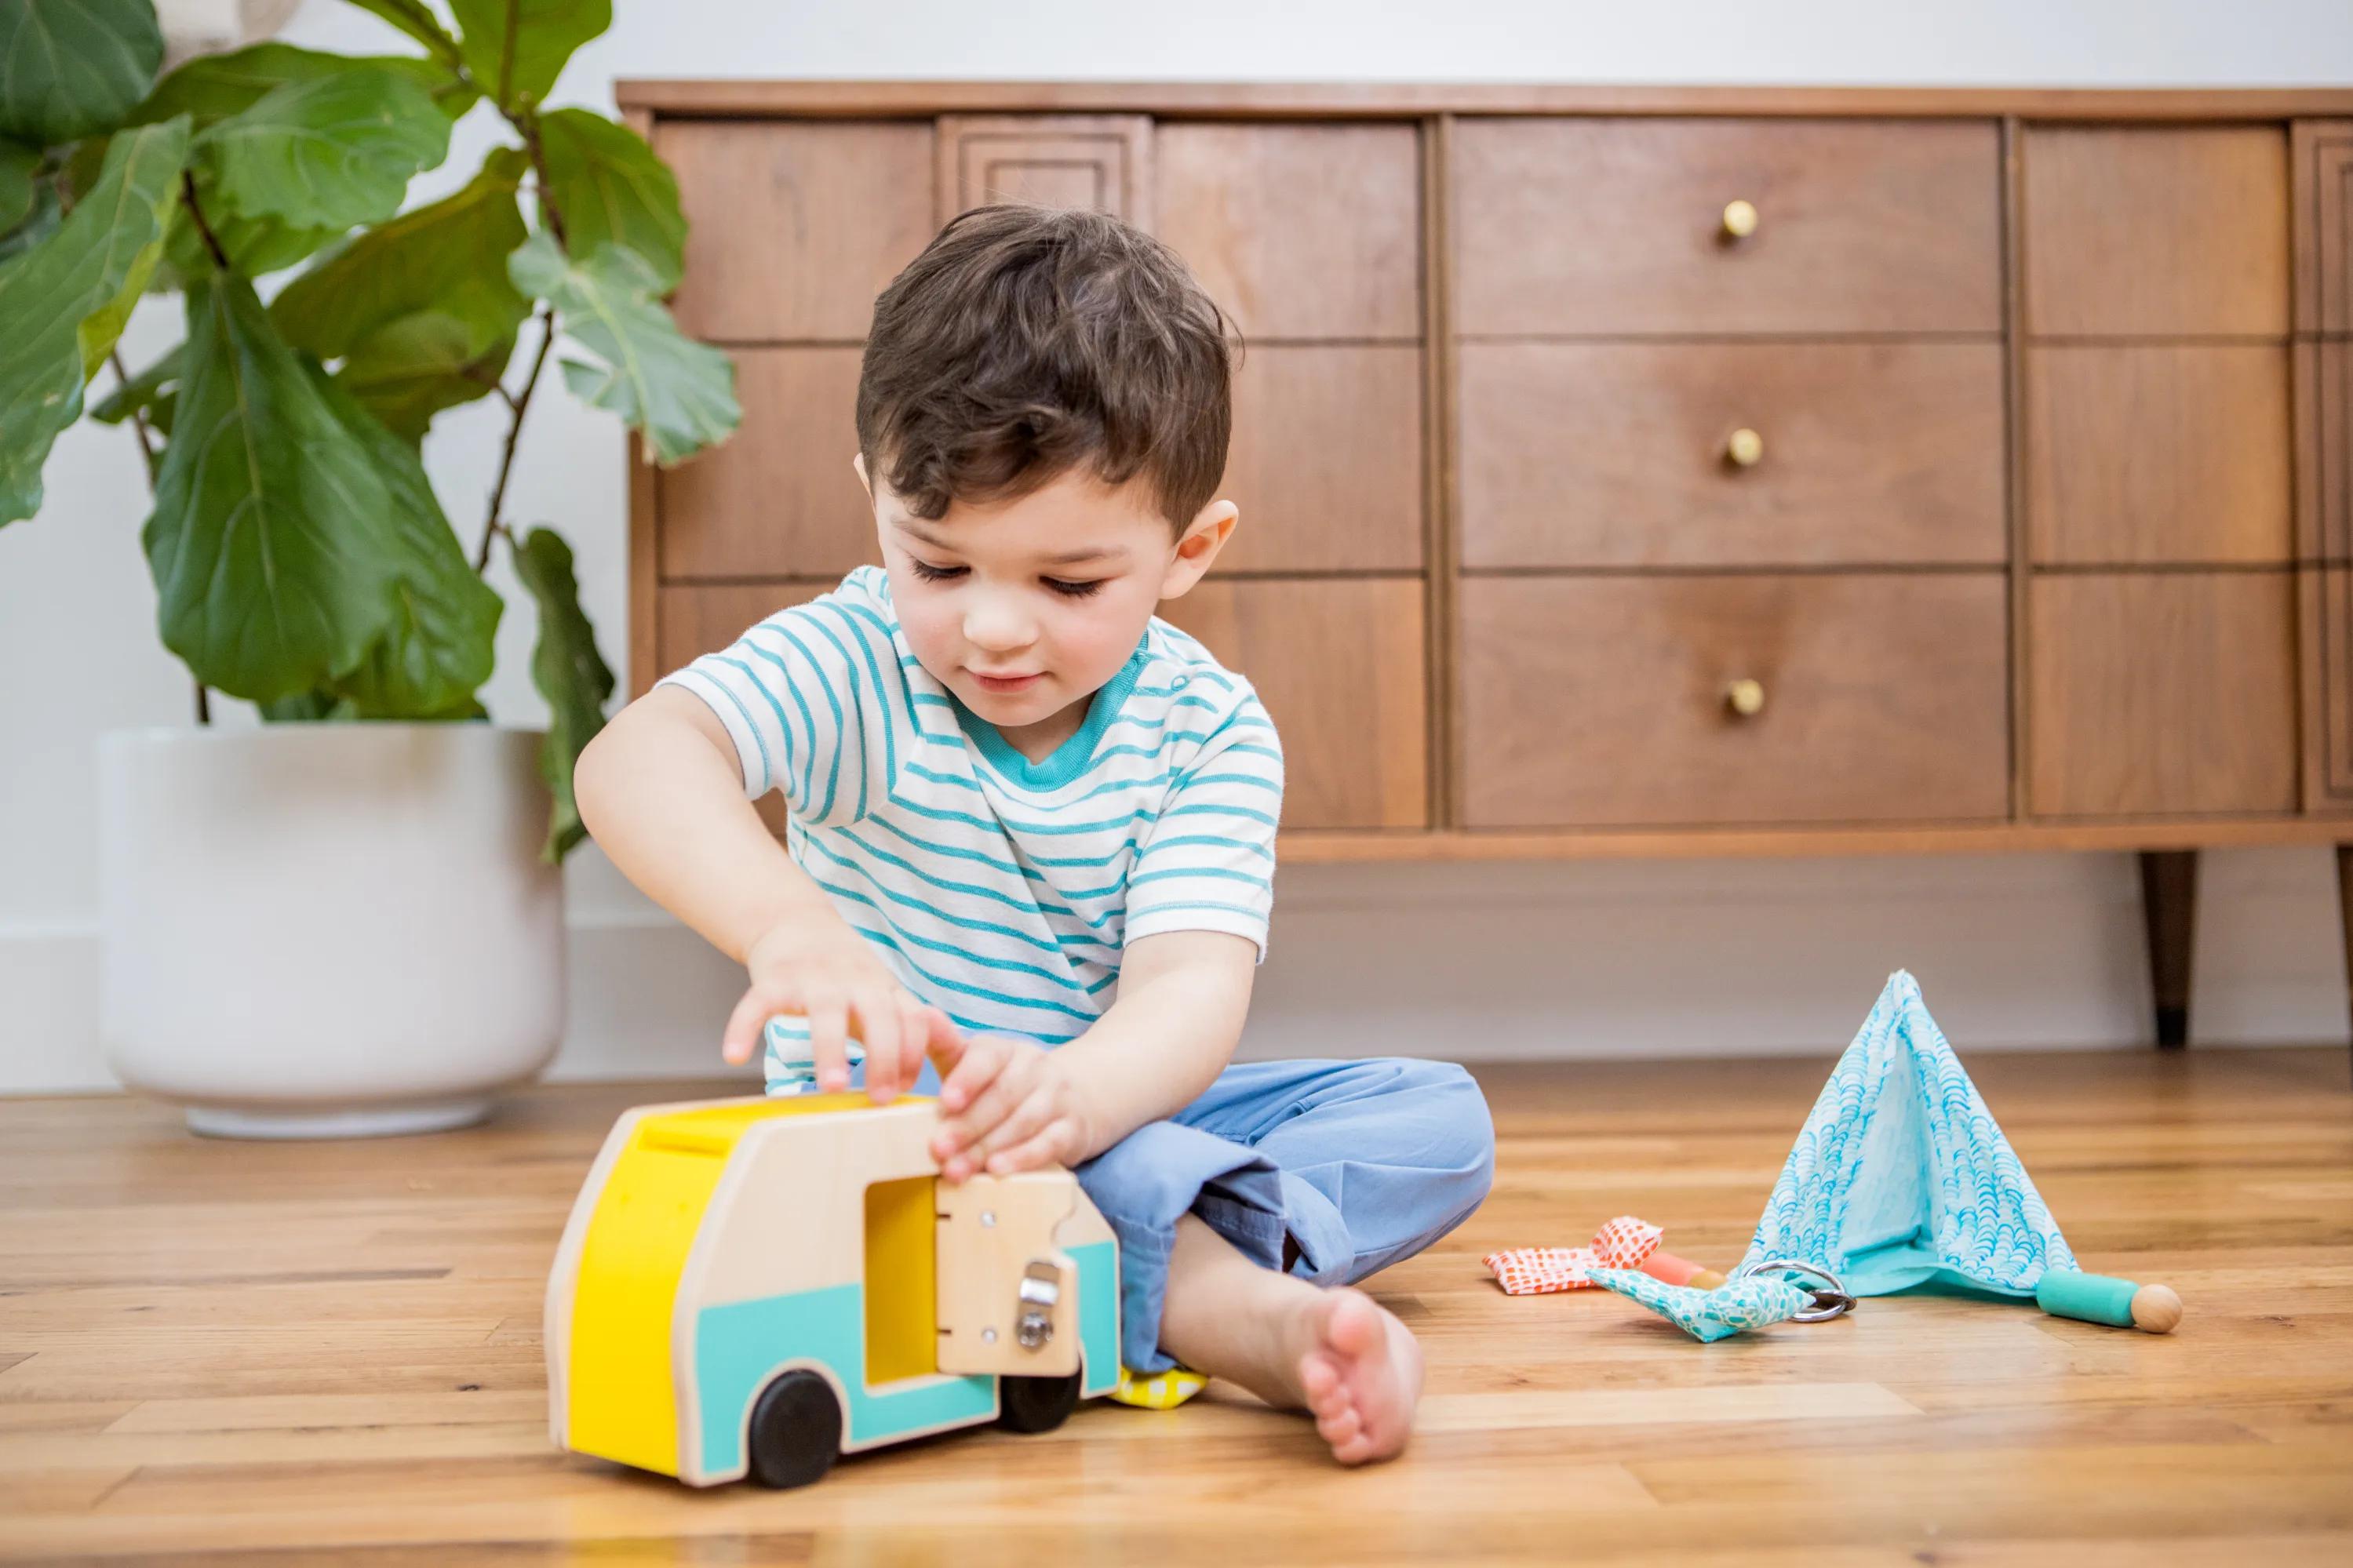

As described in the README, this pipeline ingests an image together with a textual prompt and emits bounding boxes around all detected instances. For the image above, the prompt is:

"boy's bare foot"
[1292,1288,1422,1464]
[1159,1216,1426,1465]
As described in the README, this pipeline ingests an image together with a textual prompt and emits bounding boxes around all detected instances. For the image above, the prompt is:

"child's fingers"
[934,1055,1027,1155]
[984,1122,1073,1176]
[924,1007,967,1073]
[722,982,796,1066]
[805,987,851,1091]
[936,1035,1004,1115]
[967,1093,1053,1165]
[893,995,932,1090]
[858,988,905,1103]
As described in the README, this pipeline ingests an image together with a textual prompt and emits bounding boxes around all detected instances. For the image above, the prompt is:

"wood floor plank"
[1,1048,2347,1563]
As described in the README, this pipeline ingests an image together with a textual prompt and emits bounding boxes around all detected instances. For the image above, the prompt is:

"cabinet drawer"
[661,120,936,342]
[1452,118,2001,336]
[2024,126,2289,338]
[2308,567,2353,809]
[658,347,875,580]
[1459,342,2005,569]
[1160,578,1428,830]
[2294,122,2353,336]
[1459,574,2009,828]
[2027,573,2298,817]
[2027,345,2292,566]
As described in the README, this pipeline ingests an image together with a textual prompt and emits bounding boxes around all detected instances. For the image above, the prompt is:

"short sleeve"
[653,573,899,828]
[1124,694,1284,959]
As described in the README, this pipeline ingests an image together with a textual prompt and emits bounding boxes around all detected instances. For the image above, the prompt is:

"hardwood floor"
[2,1047,2349,1564]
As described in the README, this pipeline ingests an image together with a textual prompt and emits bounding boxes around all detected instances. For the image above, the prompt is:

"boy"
[575,205,1494,1465]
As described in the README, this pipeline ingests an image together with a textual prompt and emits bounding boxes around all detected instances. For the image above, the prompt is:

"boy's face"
[856,455,1237,754]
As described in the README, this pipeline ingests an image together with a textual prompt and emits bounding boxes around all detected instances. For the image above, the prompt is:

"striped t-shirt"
[657,566,1284,1089]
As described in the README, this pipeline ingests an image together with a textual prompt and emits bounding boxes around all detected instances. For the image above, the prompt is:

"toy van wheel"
[746,1370,843,1488]
[996,1370,1083,1434]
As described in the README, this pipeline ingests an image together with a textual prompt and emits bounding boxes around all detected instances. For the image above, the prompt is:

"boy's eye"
[909,560,967,583]
[1043,577,1105,599]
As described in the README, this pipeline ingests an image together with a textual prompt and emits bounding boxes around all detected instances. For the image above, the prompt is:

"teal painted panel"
[1074,1239,1120,1398]
[695,1284,996,1472]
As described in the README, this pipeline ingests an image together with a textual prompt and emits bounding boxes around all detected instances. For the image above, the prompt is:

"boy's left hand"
[929,1035,1095,1181]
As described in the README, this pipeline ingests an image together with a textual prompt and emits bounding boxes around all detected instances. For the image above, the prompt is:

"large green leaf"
[314,369,501,717]
[142,275,407,701]
[447,0,607,114]
[126,42,475,134]
[157,190,344,286]
[0,137,37,229]
[536,108,682,290]
[0,0,162,147]
[342,0,465,69]
[0,173,58,261]
[192,64,451,232]
[510,523,612,860]
[334,311,515,439]
[0,115,185,526]
[509,230,737,464]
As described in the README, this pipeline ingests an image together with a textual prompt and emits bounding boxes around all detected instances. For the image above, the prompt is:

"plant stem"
[109,348,210,726]
[519,116,570,249]
[475,307,558,573]
[178,171,230,270]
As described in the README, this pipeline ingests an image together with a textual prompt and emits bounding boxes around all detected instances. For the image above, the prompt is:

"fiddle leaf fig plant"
[0,0,741,860]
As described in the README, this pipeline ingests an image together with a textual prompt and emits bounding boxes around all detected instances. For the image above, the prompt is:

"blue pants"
[1073,1058,1496,1374]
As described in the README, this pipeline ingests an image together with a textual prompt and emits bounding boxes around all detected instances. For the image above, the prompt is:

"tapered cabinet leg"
[2140,850,2198,1050]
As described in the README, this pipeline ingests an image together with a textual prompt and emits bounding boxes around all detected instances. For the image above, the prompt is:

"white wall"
[4,1,2350,1093]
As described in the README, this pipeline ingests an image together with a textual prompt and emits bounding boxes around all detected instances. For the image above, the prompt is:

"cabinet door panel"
[1215,344,1425,573]
[2023,126,2289,338]
[2027,345,2293,565]
[1452,118,2001,335]
[935,115,1153,227]
[1459,341,2005,569]
[1159,579,1428,830]
[2028,573,2299,817]
[661,120,936,341]
[1459,574,2010,828]
[658,347,876,579]
[1156,123,1421,340]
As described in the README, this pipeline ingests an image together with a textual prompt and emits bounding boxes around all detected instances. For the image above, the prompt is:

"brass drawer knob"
[1721,198,1759,239]
[1725,678,1767,719]
[1725,427,1765,467]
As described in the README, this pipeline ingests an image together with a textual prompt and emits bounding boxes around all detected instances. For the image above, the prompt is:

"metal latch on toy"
[1014,1260,1061,1349]
[1732,1257,1856,1322]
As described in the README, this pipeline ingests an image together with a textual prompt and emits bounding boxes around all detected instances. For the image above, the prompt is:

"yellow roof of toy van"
[632,1092,931,1157]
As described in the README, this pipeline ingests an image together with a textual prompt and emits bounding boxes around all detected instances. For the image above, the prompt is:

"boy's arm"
[574,686,952,1097]
[927,929,1255,1179]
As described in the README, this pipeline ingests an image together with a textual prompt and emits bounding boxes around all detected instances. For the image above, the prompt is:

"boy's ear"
[852,451,873,503]
[1159,500,1239,600]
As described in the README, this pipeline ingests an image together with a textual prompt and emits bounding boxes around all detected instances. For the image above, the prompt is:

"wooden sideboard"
[616,82,2353,1046]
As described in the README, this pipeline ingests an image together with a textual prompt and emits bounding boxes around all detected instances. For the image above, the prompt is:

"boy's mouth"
[970,671,1042,696]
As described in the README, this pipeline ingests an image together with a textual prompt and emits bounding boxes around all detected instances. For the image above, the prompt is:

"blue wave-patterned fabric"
[1588,1268,1809,1342]
[1739,970,2075,1299]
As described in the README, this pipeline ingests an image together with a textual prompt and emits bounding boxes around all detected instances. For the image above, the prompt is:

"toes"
[1326,1292,1384,1359]
[1317,1402,1362,1449]
[1299,1352,1342,1404]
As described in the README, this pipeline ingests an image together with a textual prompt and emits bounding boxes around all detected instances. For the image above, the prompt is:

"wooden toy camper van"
[545,1092,1121,1488]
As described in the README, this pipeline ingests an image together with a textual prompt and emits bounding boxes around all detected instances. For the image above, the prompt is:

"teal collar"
[955,640,1149,791]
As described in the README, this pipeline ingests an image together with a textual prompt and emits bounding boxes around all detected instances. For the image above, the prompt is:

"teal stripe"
[802,614,869,822]
[812,600,901,797]
[1140,833,1274,860]
[1174,770,1283,795]
[886,789,1154,842]
[902,760,986,794]
[1131,865,1270,890]
[1221,744,1284,762]
[1164,801,1279,828]
[797,834,1116,956]
[768,624,844,819]
[1133,899,1266,922]
[867,813,1042,881]
[682,667,776,795]
[910,692,953,708]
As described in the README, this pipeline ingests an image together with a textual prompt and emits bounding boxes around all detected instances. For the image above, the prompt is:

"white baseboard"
[5,848,2346,1096]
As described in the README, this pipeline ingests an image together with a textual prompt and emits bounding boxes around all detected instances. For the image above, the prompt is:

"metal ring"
[1732,1257,1856,1322]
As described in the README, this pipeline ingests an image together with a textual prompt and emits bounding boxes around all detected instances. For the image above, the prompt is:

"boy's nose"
[963,598,1036,653]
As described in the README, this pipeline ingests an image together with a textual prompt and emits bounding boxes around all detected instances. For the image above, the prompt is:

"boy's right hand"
[724,921,960,1102]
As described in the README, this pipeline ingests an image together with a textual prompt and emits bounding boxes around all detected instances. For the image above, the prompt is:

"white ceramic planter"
[98,725,565,1138]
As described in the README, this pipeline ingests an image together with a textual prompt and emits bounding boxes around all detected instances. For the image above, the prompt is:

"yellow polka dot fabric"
[1109,1364,1207,1409]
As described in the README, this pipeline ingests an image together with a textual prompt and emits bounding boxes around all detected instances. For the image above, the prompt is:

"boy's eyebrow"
[893,516,1131,567]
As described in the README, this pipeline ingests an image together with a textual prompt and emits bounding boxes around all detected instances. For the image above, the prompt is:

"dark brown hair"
[855,204,1236,531]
